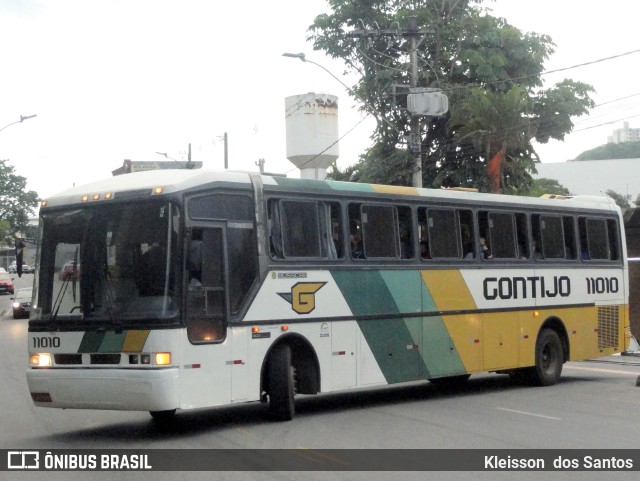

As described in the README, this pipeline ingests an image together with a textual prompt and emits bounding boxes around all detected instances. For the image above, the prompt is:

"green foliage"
[518,178,571,198]
[574,141,640,161]
[605,189,632,208]
[309,0,595,191]
[0,159,39,246]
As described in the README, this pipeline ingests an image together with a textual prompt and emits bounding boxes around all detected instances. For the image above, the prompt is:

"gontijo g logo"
[278,282,326,314]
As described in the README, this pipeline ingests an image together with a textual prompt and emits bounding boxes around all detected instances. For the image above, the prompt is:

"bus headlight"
[30,353,52,367]
[155,352,172,366]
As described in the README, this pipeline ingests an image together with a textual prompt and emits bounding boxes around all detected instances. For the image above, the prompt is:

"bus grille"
[598,306,619,350]
[89,354,122,365]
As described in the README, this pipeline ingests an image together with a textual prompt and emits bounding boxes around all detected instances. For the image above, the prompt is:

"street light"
[282,52,357,96]
[0,114,37,134]
[283,52,397,129]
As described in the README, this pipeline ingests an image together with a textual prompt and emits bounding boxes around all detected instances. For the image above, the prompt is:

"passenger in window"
[579,234,590,260]
[350,233,364,259]
[461,225,474,259]
[420,240,431,259]
[332,231,343,258]
[517,240,529,259]
[533,240,544,260]
[565,246,575,260]
[400,225,412,259]
[480,236,493,260]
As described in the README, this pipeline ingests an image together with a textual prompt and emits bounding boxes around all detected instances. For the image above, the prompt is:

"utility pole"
[348,16,432,188]
[223,132,228,169]
[408,16,423,188]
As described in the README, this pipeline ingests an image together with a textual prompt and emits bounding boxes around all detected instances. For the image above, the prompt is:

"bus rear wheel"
[268,344,296,421]
[529,328,563,386]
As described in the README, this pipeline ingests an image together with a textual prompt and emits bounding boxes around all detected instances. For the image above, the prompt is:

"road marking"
[565,365,640,376]
[496,407,562,421]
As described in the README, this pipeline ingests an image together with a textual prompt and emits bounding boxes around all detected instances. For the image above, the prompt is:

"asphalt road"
[2,276,640,481]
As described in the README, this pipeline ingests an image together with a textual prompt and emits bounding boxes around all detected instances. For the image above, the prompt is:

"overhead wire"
[290,47,640,175]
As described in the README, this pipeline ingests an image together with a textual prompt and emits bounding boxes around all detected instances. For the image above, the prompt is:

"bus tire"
[268,344,295,421]
[530,328,563,386]
[149,409,176,422]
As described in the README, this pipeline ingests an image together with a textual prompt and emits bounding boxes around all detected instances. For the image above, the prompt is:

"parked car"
[58,261,80,280]
[12,287,33,319]
[0,273,15,295]
[8,261,33,274]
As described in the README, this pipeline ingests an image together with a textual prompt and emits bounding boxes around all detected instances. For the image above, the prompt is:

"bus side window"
[478,211,493,260]
[348,203,365,259]
[361,204,398,258]
[331,207,344,258]
[417,208,431,260]
[607,219,621,260]
[459,209,475,259]
[579,217,610,260]
[485,212,517,259]
[397,206,413,259]
[515,213,529,259]
[426,208,460,258]
[536,215,566,260]
[563,216,577,259]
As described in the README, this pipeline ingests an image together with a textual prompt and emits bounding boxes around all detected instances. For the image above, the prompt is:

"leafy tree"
[0,159,39,246]
[309,0,595,192]
[520,178,571,198]
[605,189,631,208]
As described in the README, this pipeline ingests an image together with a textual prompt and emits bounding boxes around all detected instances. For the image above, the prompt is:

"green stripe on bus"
[331,270,429,383]
[78,331,105,353]
[98,331,127,353]
[333,269,468,380]
[379,270,466,378]
[326,180,375,192]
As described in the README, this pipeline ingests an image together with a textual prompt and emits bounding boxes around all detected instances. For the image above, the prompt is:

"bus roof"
[40,168,620,213]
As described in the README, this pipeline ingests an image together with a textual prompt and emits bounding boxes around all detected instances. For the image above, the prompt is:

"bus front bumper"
[27,367,180,412]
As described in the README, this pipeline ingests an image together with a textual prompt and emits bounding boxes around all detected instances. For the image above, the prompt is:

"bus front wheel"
[268,344,296,421]
[530,328,563,386]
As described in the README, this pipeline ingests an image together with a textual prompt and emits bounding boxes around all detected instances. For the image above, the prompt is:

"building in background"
[608,122,640,144]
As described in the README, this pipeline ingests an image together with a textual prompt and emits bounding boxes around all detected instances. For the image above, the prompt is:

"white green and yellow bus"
[27,169,630,421]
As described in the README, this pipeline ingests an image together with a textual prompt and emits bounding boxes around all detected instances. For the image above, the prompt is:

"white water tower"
[285,93,339,180]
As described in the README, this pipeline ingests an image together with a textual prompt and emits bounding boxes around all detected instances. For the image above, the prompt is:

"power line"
[285,114,372,174]
[288,48,640,176]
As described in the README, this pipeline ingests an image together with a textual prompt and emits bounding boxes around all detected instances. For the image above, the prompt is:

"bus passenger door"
[183,226,232,407]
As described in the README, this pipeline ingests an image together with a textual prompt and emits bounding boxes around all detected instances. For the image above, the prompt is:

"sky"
[1,0,640,201]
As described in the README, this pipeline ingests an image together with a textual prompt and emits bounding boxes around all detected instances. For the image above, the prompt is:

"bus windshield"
[33,201,181,325]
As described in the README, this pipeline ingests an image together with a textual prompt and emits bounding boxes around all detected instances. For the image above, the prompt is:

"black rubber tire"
[529,328,563,386]
[149,409,176,422]
[268,344,295,421]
